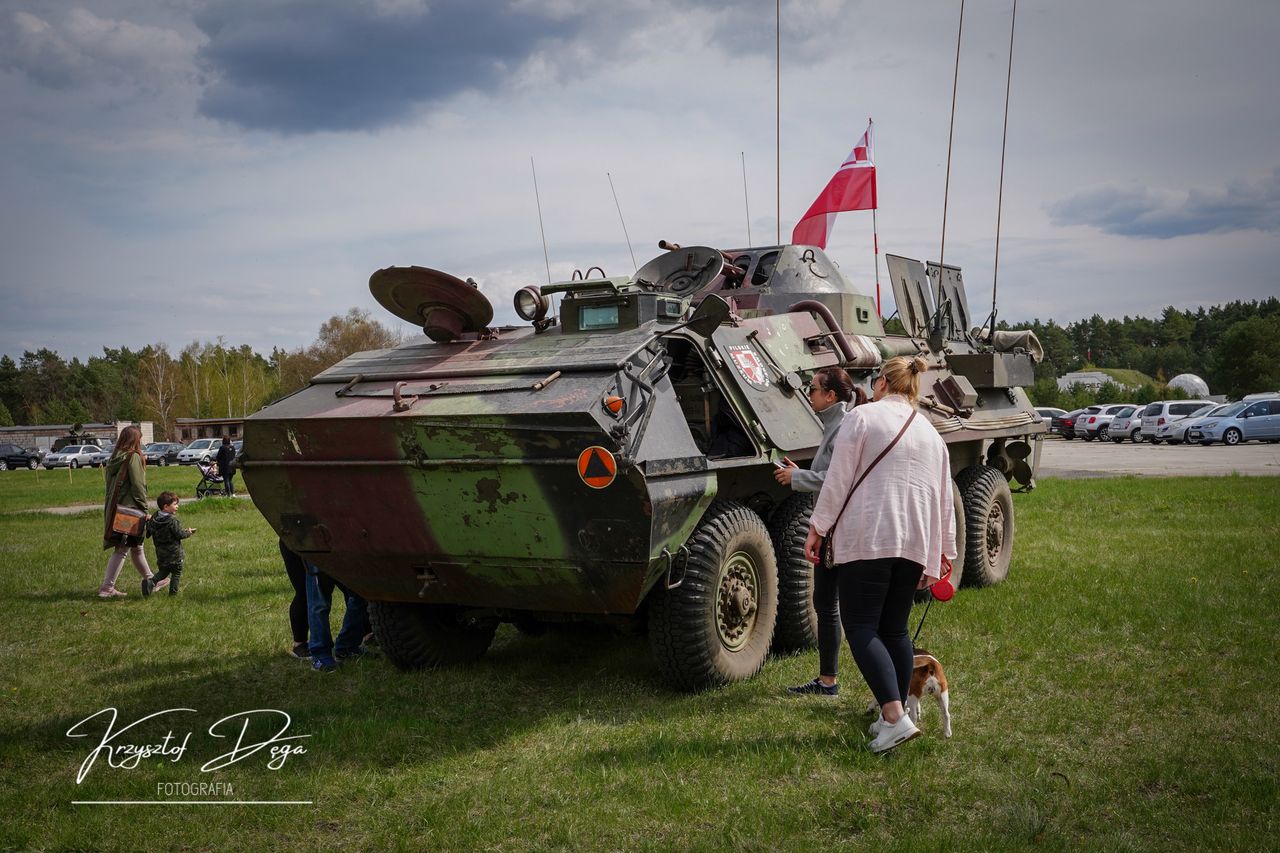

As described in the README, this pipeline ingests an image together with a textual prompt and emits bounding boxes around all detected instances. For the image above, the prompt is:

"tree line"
[1,299,1276,439]
[0,309,400,440]
[1002,298,1280,408]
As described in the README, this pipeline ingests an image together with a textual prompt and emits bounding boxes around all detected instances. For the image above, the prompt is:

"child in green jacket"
[145,492,196,596]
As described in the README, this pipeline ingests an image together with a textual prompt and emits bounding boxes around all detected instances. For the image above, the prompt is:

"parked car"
[1035,407,1067,433]
[1140,400,1213,444]
[1070,406,1106,441]
[177,438,223,465]
[43,445,103,468]
[1187,398,1280,446]
[1152,403,1216,444]
[144,442,185,466]
[1078,403,1136,441]
[1053,408,1085,439]
[1109,408,1145,443]
[88,442,115,467]
[0,443,42,471]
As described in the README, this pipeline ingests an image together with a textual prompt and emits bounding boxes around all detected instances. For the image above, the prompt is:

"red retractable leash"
[913,555,953,645]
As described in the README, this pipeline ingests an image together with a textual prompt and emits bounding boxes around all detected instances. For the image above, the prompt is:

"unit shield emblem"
[727,344,769,389]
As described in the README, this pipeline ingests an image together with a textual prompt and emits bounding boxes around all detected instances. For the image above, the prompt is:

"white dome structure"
[1168,373,1210,397]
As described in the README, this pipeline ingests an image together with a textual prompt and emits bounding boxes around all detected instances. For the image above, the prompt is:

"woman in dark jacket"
[98,425,157,598]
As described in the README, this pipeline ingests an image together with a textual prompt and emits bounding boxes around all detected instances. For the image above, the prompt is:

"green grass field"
[1,478,1276,850]
[0,464,248,512]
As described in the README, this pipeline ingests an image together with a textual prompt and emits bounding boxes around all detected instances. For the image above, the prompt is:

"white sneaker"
[868,714,886,736]
[868,714,920,754]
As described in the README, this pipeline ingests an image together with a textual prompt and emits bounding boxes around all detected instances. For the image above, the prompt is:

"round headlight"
[514,285,549,322]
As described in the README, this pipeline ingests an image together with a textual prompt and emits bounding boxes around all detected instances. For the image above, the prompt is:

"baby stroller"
[195,461,225,498]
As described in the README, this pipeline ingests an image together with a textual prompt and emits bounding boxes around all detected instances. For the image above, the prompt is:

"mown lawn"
[0,477,1276,850]
[0,464,248,512]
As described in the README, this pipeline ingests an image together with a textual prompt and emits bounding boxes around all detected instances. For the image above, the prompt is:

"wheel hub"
[986,504,1005,561]
[716,551,759,651]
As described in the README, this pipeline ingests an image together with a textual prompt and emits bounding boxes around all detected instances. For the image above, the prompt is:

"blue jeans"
[305,565,370,659]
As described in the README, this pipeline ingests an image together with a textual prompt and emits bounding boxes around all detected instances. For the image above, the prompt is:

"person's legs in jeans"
[305,567,337,659]
[837,558,899,706]
[223,470,235,496]
[812,564,841,681]
[878,559,924,704]
[332,579,370,658]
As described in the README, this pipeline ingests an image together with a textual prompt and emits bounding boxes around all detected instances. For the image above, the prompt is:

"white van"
[1140,400,1212,444]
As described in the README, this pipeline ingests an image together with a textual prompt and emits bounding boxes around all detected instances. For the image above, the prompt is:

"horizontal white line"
[72,801,312,805]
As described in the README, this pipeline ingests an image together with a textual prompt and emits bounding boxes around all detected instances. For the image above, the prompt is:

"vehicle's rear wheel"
[1131,429,1143,443]
[1223,428,1242,446]
[768,493,817,654]
[1098,426,1109,441]
[649,500,778,691]
[159,458,168,467]
[955,464,1014,587]
[0,461,8,471]
[1082,433,1094,442]
[1149,438,1162,445]
[370,602,497,669]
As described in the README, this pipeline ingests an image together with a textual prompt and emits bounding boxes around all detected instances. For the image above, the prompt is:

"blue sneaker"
[787,677,839,697]
[311,655,338,672]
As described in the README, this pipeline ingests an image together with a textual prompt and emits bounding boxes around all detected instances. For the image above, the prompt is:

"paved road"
[1038,436,1280,478]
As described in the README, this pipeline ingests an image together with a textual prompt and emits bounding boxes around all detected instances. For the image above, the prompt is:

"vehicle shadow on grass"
[5,628,735,777]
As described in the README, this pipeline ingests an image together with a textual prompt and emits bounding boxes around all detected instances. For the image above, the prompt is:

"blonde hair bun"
[909,356,927,375]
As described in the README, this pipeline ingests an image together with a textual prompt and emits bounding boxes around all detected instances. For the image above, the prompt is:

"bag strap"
[825,408,918,538]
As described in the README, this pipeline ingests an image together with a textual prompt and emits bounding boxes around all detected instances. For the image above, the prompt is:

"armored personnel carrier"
[243,242,1044,690]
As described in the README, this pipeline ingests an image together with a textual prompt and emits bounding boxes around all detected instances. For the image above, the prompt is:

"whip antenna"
[607,172,637,269]
[741,152,753,245]
[531,156,552,286]
[939,0,966,269]
[991,0,1019,331]
[776,0,781,245]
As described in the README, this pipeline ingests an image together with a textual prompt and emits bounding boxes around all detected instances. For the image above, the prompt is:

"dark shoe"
[141,576,155,597]
[335,646,367,662]
[787,677,839,697]
[289,643,311,660]
[311,656,338,672]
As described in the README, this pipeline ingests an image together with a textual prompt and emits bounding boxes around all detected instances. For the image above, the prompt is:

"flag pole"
[869,118,880,317]
[775,0,781,246]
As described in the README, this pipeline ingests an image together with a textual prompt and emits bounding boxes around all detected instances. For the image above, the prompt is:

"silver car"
[1078,404,1136,441]
[43,445,103,468]
[1141,400,1213,443]
[1187,398,1280,446]
[1152,403,1216,444]
[88,443,115,467]
[1109,407,1144,443]
[177,438,222,465]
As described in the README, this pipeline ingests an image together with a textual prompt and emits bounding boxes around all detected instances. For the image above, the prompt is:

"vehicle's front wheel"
[70,460,79,469]
[768,493,817,654]
[649,501,778,691]
[1223,428,1242,446]
[27,458,37,470]
[1098,426,1110,441]
[370,602,497,669]
[955,464,1014,587]
[159,458,168,467]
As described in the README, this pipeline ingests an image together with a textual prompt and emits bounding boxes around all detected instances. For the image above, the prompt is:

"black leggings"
[279,539,309,644]
[813,563,841,678]
[837,557,924,707]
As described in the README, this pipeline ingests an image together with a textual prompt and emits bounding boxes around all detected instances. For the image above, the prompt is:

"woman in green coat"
[99,425,158,598]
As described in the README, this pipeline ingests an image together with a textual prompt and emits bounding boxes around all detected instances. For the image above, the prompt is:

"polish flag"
[792,122,877,249]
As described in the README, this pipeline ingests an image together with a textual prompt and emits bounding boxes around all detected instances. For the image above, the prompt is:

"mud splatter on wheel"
[956,464,1014,587]
[768,493,818,654]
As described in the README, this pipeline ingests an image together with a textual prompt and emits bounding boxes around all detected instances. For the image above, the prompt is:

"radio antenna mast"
[530,156,552,286]
[775,0,781,245]
[607,172,637,269]
[741,151,753,245]
[939,0,966,270]
[991,0,1019,332]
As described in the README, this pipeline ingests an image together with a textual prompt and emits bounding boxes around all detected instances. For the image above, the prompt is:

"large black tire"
[369,601,496,669]
[649,501,778,691]
[767,493,818,654]
[915,480,968,601]
[955,464,1014,587]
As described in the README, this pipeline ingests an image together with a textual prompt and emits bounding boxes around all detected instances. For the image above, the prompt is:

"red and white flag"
[792,122,877,248]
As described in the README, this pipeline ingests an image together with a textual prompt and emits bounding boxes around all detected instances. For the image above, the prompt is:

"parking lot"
[1038,436,1280,478]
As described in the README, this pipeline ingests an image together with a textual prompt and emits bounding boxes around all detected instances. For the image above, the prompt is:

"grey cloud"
[0,7,195,91]
[193,0,603,133]
[1046,169,1280,239]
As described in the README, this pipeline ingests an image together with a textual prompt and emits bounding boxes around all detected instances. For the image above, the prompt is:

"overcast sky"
[2,0,1278,361]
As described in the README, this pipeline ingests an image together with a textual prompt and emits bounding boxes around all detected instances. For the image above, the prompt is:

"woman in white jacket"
[804,355,957,753]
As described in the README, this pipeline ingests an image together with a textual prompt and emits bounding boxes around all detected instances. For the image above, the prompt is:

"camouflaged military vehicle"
[243,241,1045,691]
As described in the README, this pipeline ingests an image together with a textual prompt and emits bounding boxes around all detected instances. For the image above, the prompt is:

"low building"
[1055,371,1129,393]
[0,421,154,451]
[174,417,245,442]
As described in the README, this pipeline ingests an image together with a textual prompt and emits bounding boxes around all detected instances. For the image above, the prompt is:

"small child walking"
[145,491,196,596]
